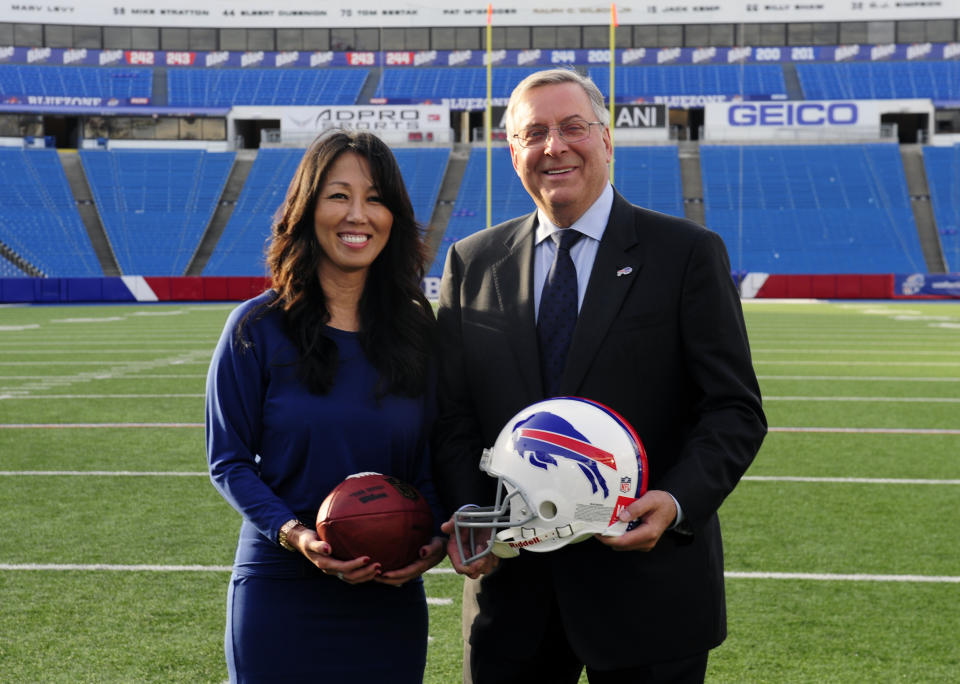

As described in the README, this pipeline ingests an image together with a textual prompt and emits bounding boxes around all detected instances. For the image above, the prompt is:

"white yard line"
[1,424,956,435]
[726,572,960,584]
[0,471,208,476]
[1,349,210,354]
[0,422,204,428]
[754,360,960,366]
[0,394,203,399]
[764,396,960,403]
[3,472,957,486]
[769,426,960,435]
[742,476,960,485]
[0,361,209,366]
[754,348,960,355]
[758,375,960,382]
[0,564,955,584]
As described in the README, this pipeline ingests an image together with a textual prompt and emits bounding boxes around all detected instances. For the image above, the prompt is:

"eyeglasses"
[512,120,603,149]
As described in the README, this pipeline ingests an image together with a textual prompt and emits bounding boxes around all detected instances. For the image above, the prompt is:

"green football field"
[1,299,958,683]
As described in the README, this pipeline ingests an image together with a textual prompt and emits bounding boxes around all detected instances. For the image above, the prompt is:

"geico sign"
[728,103,858,126]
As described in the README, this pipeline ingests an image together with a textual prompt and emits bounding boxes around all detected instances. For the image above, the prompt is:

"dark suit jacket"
[433,190,767,667]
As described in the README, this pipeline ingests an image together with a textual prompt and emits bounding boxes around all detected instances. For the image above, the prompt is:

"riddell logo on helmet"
[508,537,543,549]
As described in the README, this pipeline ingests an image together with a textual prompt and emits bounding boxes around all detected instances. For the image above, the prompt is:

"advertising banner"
[280,105,449,135]
[895,273,960,298]
[2,44,959,69]
[0,95,150,107]
[703,98,934,142]
[5,1,956,29]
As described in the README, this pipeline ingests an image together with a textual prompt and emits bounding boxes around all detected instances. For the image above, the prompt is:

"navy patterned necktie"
[537,229,584,397]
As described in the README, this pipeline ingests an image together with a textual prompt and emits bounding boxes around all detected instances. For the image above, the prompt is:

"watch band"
[278,518,302,552]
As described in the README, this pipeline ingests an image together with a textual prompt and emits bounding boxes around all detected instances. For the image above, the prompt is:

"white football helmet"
[453,397,648,564]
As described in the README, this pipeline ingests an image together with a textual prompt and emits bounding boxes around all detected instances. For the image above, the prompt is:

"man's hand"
[595,489,678,552]
[440,514,499,579]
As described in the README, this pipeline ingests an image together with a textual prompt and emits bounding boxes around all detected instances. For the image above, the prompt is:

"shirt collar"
[535,183,614,246]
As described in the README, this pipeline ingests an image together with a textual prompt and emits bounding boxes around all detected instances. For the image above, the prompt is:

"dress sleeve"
[408,365,446,536]
[205,303,298,545]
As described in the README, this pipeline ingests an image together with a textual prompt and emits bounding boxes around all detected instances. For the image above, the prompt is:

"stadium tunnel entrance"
[234,119,281,148]
[882,112,928,143]
[43,115,80,148]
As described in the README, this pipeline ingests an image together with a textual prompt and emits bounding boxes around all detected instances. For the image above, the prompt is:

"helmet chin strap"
[491,520,597,557]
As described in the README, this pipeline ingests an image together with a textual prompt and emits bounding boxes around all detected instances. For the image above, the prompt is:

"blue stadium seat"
[588,64,786,97]
[700,143,925,274]
[202,148,302,277]
[797,61,960,100]
[0,65,152,99]
[80,149,235,275]
[0,148,102,276]
[167,68,368,106]
[376,67,542,100]
[0,257,29,277]
[922,144,960,272]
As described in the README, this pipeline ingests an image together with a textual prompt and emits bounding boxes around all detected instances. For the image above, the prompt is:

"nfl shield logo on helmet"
[620,476,632,493]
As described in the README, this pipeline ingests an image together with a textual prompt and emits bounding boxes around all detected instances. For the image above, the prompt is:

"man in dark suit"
[433,68,767,684]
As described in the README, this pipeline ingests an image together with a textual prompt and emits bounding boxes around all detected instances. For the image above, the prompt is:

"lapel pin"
[616,266,633,277]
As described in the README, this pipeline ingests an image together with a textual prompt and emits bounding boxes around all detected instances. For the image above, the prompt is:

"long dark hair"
[243,130,434,397]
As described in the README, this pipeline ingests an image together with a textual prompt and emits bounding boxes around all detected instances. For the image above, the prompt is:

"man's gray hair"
[504,68,610,138]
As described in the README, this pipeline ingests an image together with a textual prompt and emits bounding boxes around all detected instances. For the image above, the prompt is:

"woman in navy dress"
[205,130,445,683]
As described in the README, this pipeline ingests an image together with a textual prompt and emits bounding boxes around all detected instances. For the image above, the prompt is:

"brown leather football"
[316,472,434,571]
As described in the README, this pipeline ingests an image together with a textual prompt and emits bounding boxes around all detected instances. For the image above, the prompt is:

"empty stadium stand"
[167,68,369,107]
[796,61,960,101]
[0,65,152,100]
[922,144,960,272]
[588,64,788,98]
[80,149,235,275]
[701,143,927,274]
[201,148,301,276]
[0,255,29,277]
[0,148,103,276]
[377,67,542,101]
[2,43,958,291]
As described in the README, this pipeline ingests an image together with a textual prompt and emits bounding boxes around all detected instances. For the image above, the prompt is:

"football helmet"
[453,397,648,564]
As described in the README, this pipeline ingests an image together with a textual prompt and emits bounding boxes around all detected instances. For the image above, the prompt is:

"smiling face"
[509,81,612,228]
[313,151,393,281]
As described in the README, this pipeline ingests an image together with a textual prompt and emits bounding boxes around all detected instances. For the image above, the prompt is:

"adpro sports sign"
[282,105,449,135]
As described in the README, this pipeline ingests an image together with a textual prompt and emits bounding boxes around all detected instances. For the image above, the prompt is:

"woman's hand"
[287,524,381,584]
[376,536,446,587]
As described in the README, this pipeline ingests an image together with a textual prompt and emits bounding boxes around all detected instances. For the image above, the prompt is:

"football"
[316,472,434,571]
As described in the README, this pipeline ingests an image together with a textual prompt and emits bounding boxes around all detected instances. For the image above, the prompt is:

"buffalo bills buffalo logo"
[511,411,617,497]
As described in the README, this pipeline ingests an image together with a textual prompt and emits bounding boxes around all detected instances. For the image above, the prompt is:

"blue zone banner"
[1,95,150,107]
[895,273,960,298]
[1,42,959,70]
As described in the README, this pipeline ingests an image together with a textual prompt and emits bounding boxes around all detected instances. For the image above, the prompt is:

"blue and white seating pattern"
[701,143,925,274]
[80,149,235,275]
[0,65,152,100]
[167,68,368,107]
[922,144,960,273]
[0,148,102,277]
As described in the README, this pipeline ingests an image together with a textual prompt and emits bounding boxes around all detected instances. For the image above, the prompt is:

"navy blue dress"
[205,292,441,683]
